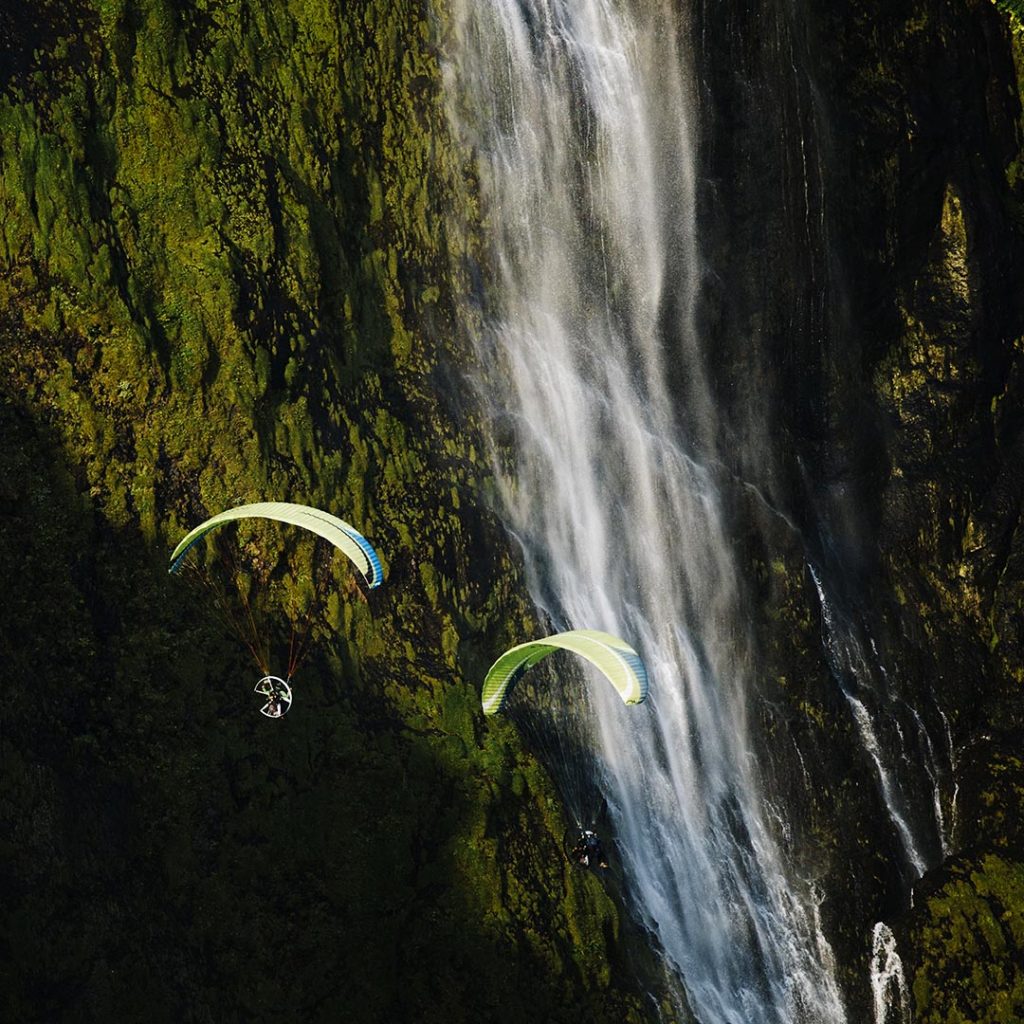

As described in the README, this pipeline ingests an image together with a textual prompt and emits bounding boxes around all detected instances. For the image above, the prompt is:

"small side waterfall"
[443,3,845,1021]
[809,567,951,879]
[869,923,912,1024]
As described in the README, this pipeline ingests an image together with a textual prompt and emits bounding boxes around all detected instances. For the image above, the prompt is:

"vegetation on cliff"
[0,1,654,1020]
[993,0,1024,33]
[3,0,1023,1020]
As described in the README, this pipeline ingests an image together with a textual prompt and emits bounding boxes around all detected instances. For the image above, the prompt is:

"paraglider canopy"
[169,501,383,589]
[482,630,646,854]
[481,628,649,715]
[255,675,293,718]
[168,501,384,712]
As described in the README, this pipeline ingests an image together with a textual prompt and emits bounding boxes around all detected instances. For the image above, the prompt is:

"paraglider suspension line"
[286,547,330,678]
[218,545,270,675]
[183,557,270,675]
[238,581,269,673]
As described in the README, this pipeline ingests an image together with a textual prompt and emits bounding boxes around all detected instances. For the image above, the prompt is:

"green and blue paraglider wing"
[169,502,383,588]
[481,629,648,715]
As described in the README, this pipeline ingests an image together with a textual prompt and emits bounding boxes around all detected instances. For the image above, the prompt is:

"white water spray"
[869,923,911,1024]
[444,3,845,1021]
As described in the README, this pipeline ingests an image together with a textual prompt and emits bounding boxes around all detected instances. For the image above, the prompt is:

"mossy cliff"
[0,2,654,1021]
[695,0,1024,1018]
[901,752,1024,1024]
[5,0,1024,1020]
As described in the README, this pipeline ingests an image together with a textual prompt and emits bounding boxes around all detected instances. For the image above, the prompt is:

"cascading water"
[869,923,911,1024]
[443,3,846,1021]
[809,567,951,880]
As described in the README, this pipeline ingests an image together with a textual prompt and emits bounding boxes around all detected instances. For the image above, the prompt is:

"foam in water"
[869,923,911,1024]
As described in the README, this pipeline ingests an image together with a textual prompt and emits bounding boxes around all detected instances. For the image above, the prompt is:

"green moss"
[993,0,1024,34]
[0,1,653,1020]
[910,856,1024,1024]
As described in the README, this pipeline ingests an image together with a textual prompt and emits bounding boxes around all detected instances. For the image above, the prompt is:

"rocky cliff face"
[2,0,1023,1021]
[0,2,654,1020]
[693,0,1024,1018]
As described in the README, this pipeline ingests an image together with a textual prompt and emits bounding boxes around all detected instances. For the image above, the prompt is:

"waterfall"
[443,2,846,1021]
[869,923,911,1024]
[809,567,949,878]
